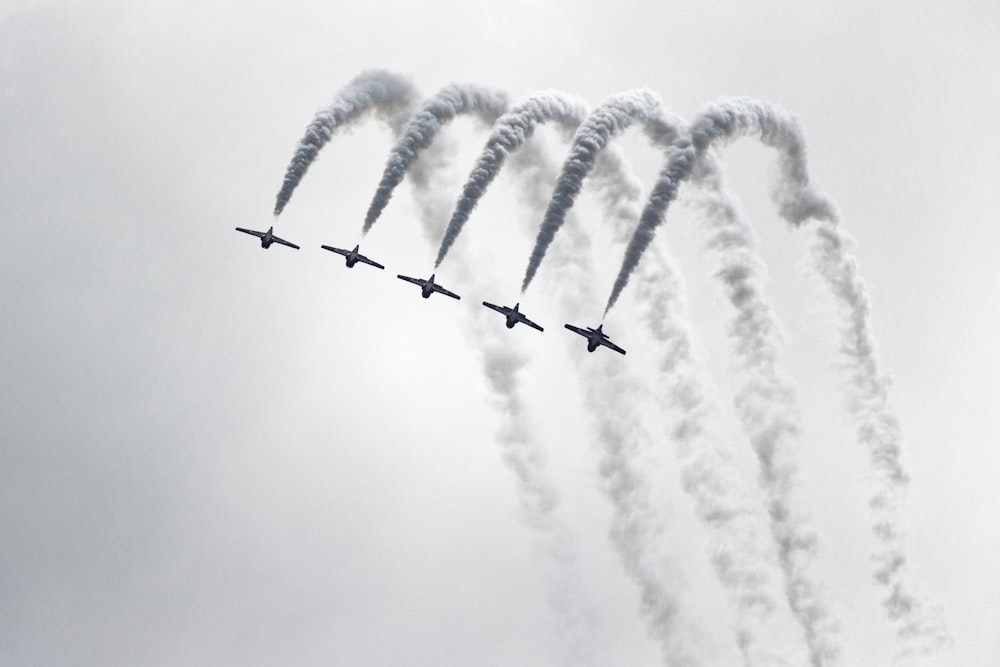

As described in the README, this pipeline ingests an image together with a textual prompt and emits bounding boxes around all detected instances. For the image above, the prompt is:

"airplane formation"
[235,226,626,355]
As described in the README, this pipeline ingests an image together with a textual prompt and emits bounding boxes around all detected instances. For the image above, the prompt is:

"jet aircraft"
[482,302,544,332]
[321,244,385,269]
[397,273,461,300]
[564,323,626,355]
[235,226,300,250]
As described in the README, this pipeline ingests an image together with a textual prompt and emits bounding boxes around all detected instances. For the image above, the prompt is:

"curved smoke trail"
[688,153,842,666]
[510,132,703,666]
[608,95,946,662]
[395,118,598,665]
[520,90,684,295]
[590,139,797,666]
[605,97,831,315]
[476,96,793,664]
[273,70,418,217]
[694,101,948,665]
[809,222,950,666]
[361,83,509,236]
[434,91,590,268]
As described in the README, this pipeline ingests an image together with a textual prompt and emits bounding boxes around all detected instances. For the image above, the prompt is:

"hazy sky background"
[2,0,998,664]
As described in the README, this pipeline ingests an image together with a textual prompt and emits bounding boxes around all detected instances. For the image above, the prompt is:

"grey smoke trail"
[592,141,797,667]
[611,96,946,662]
[511,137,702,666]
[399,125,598,666]
[361,83,509,235]
[606,98,832,315]
[809,221,950,666]
[273,70,418,217]
[687,153,841,666]
[434,91,589,269]
[520,90,684,295]
[696,102,949,665]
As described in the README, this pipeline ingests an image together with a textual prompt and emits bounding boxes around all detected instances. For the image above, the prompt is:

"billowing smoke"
[521,90,684,295]
[482,97,793,664]
[590,140,798,666]
[434,91,590,268]
[273,70,418,217]
[705,102,950,664]
[605,98,831,314]
[507,123,703,665]
[398,119,599,665]
[612,96,948,663]
[688,154,842,665]
[809,221,950,665]
[361,84,509,236]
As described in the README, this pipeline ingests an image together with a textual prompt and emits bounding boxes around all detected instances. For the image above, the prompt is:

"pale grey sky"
[2,0,998,665]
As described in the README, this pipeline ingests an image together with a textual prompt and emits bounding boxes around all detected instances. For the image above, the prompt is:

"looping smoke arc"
[272,75,948,666]
[361,83,509,236]
[521,89,684,297]
[273,70,418,217]
[434,91,590,269]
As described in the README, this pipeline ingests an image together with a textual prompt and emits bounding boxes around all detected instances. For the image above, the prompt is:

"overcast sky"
[2,0,999,665]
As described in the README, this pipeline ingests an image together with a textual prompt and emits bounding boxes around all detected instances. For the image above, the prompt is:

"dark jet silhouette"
[396,273,460,300]
[321,244,384,269]
[564,323,626,355]
[235,226,300,250]
[482,302,544,332]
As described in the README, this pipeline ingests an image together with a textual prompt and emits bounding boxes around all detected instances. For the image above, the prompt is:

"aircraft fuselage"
[345,245,360,267]
[260,227,275,248]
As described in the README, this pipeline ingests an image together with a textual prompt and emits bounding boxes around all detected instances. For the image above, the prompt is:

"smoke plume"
[273,70,418,217]
[521,90,684,295]
[433,91,590,268]
[361,84,509,236]
[688,154,842,665]
[591,138,799,666]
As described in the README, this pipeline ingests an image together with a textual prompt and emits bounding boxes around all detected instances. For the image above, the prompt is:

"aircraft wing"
[599,337,627,355]
[397,274,425,286]
[482,301,509,315]
[321,245,350,257]
[433,284,461,300]
[271,235,300,250]
[520,315,544,332]
[357,255,385,270]
[235,227,265,239]
[564,323,590,338]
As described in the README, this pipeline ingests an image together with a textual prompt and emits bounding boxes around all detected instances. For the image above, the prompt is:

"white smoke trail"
[361,83,509,236]
[273,70,418,216]
[521,90,683,295]
[687,153,842,666]
[511,135,702,666]
[586,134,798,666]
[809,222,950,666]
[387,114,598,665]
[700,100,950,664]
[433,91,590,268]
[609,95,947,663]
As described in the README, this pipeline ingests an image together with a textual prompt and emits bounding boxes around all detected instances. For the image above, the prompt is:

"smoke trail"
[434,91,590,268]
[697,102,949,664]
[606,98,833,315]
[510,134,703,665]
[687,153,842,666]
[273,70,418,216]
[809,221,950,665]
[521,90,684,295]
[608,95,947,662]
[589,141,798,666]
[361,83,509,236]
[396,121,598,666]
